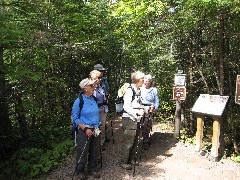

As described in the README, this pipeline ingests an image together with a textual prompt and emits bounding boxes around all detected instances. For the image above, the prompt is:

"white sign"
[174,74,186,86]
[192,94,229,116]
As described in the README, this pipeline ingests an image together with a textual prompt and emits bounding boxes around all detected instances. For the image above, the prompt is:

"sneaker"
[120,163,133,170]
[88,171,100,178]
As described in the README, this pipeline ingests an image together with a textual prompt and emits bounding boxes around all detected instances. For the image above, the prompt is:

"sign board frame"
[192,94,229,116]
[235,75,240,105]
[173,87,186,101]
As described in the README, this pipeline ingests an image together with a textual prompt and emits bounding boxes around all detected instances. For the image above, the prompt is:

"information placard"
[173,87,186,101]
[192,94,229,116]
[174,74,186,86]
[236,75,240,105]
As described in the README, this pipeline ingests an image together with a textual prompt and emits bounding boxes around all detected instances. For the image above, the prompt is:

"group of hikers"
[71,64,160,179]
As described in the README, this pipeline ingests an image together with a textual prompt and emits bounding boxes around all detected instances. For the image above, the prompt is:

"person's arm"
[153,87,160,110]
[72,98,81,125]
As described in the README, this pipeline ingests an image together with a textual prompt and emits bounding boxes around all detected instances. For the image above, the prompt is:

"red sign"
[173,87,186,101]
[236,75,240,105]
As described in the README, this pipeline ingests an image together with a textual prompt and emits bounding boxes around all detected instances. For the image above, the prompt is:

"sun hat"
[79,78,96,89]
[93,64,106,71]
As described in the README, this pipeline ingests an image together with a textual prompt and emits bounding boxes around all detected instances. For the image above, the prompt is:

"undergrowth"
[0,126,75,179]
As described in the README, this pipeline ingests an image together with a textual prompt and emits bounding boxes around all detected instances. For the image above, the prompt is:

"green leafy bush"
[231,155,240,163]
[15,139,74,177]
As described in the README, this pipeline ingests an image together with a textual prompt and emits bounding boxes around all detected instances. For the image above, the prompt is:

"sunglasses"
[88,84,95,88]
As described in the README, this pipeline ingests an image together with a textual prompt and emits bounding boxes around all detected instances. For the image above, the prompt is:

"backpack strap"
[128,85,136,102]
[78,93,97,113]
[78,92,84,113]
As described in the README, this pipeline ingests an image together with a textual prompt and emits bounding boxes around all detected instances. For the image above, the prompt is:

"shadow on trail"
[100,116,177,179]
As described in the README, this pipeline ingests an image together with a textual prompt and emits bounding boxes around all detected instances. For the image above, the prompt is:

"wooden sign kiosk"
[192,94,229,161]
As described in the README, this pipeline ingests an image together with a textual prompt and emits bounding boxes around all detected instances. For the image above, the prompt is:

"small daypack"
[115,83,136,113]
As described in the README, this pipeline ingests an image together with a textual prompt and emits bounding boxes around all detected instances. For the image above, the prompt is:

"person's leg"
[120,117,137,164]
[87,134,101,173]
[100,110,107,146]
[75,129,90,174]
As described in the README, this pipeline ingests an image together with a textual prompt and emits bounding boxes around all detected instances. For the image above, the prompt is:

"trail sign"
[192,94,229,116]
[174,74,186,87]
[173,87,186,101]
[236,75,240,105]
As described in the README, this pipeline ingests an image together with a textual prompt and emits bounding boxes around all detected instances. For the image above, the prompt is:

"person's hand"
[137,109,144,116]
[85,129,93,137]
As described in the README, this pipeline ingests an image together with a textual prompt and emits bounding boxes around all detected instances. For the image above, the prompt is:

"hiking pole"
[110,118,115,144]
[133,115,144,177]
[72,137,89,180]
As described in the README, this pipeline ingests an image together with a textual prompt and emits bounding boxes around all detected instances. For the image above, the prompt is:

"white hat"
[79,78,96,89]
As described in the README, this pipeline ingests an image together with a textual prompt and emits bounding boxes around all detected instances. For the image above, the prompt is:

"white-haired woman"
[120,71,145,170]
[72,78,101,179]
[140,74,160,150]
[89,70,109,151]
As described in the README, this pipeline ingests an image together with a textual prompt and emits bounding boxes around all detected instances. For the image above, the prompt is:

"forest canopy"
[0,0,239,178]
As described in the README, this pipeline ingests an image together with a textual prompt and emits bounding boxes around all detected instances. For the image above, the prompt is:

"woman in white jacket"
[120,71,145,170]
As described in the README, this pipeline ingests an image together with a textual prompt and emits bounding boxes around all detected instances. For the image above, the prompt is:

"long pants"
[120,117,138,164]
[143,114,152,145]
[75,128,101,173]
[99,109,107,145]
[142,106,153,145]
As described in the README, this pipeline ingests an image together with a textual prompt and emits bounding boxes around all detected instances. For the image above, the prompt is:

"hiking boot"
[144,142,150,150]
[101,144,106,151]
[120,163,133,170]
[88,171,100,178]
[76,171,88,180]
[105,137,110,142]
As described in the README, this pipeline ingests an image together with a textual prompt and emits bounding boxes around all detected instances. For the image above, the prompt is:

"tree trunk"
[15,95,28,140]
[0,47,12,160]
[218,8,229,156]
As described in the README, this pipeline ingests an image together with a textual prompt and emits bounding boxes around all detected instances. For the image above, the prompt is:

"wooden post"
[174,100,181,138]
[211,116,221,161]
[195,115,204,151]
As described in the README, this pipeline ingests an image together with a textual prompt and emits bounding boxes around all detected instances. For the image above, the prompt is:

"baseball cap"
[79,78,96,89]
[93,64,106,71]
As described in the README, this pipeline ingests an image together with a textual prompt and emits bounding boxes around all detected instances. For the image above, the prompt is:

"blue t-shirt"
[72,94,100,127]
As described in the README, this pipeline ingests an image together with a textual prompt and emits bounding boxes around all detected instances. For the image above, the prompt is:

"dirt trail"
[41,116,240,180]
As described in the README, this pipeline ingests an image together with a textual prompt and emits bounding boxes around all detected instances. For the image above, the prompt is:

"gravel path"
[40,116,240,180]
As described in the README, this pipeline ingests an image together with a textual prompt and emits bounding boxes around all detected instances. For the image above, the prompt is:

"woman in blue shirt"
[140,74,160,150]
[72,78,101,179]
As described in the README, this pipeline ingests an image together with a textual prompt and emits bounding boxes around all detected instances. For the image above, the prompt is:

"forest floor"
[39,116,240,180]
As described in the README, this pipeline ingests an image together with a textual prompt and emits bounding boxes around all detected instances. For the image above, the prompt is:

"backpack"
[115,83,136,113]
[71,92,97,140]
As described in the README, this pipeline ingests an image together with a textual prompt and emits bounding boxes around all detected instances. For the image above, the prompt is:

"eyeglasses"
[87,84,95,88]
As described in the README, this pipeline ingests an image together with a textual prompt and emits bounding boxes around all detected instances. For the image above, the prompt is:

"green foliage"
[15,139,74,177]
[231,155,240,163]
[1,0,240,178]
[178,129,196,144]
